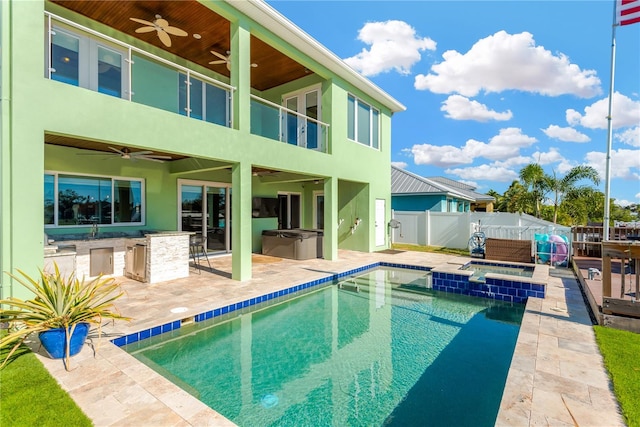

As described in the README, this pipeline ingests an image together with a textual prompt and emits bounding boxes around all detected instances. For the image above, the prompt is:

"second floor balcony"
[44,3,329,153]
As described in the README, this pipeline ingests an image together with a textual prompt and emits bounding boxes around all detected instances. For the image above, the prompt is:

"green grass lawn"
[0,345,92,427]
[594,326,640,427]
[391,243,469,256]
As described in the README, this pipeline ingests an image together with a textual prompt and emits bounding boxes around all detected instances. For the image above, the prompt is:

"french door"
[179,180,231,252]
[278,192,301,229]
[283,87,321,150]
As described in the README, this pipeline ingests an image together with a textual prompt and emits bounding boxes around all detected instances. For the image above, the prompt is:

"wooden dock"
[573,242,640,332]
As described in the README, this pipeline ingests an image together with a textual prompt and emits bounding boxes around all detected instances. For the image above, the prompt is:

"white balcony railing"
[45,12,234,127]
[250,95,329,153]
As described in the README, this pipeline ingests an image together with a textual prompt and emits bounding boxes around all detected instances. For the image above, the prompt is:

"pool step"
[338,280,360,292]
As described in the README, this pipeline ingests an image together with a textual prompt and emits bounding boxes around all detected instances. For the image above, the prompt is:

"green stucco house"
[0,0,404,299]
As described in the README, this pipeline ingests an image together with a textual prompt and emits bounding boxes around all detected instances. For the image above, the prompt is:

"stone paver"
[30,250,623,426]
[496,269,625,427]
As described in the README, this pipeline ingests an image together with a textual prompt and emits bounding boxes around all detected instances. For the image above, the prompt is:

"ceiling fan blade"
[157,30,172,47]
[164,26,187,37]
[108,146,126,155]
[135,26,156,34]
[129,151,154,156]
[210,50,228,61]
[76,152,118,156]
[130,18,155,26]
[154,18,169,28]
[139,156,166,163]
[209,60,227,65]
[147,155,172,159]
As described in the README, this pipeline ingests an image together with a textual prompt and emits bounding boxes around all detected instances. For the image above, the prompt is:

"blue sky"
[269,1,640,206]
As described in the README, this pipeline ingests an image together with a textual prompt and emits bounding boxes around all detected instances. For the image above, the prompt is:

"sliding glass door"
[179,181,231,252]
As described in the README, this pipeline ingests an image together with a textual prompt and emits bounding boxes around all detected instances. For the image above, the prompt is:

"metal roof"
[391,166,495,203]
[430,177,496,202]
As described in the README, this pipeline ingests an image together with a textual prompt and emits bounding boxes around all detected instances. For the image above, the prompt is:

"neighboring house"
[0,0,404,299]
[391,166,494,213]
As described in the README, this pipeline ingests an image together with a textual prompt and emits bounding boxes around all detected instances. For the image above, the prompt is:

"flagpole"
[603,1,618,242]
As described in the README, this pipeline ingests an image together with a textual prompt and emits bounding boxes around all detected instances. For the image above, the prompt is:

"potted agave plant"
[0,262,130,370]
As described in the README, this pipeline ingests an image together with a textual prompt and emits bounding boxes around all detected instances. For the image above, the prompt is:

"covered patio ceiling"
[50,0,313,91]
[45,135,323,183]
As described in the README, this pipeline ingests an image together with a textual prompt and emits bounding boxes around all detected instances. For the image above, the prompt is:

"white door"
[375,199,386,246]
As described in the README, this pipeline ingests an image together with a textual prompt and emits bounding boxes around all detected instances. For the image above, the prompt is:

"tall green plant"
[0,263,130,369]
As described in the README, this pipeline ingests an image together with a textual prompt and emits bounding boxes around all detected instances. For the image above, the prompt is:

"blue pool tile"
[126,334,139,344]
[140,329,151,340]
[112,336,126,347]
[172,320,181,330]
[222,306,229,314]
[151,326,162,336]
[214,308,221,316]
[161,323,172,333]
[532,284,544,292]
[521,283,531,290]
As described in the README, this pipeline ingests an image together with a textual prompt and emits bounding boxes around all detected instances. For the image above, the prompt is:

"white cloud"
[617,199,632,207]
[556,159,576,174]
[344,20,436,77]
[414,31,601,98]
[391,161,408,169]
[615,126,640,147]
[542,125,590,142]
[585,148,640,179]
[492,156,533,168]
[410,128,536,167]
[636,192,640,200]
[441,95,512,122]
[410,144,472,167]
[445,164,519,182]
[532,147,566,165]
[566,92,640,129]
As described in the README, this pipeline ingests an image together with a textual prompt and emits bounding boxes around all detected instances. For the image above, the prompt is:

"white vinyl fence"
[391,211,571,250]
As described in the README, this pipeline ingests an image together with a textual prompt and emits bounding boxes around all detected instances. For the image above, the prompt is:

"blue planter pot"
[38,323,90,359]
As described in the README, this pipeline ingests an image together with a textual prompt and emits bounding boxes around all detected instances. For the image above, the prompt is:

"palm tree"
[519,163,546,218]
[486,189,506,212]
[547,165,600,223]
[502,180,531,214]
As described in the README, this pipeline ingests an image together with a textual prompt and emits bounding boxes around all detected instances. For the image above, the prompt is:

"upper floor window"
[45,172,144,227]
[282,87,323,150]
[347,94,380,149]
[48,26,128,98]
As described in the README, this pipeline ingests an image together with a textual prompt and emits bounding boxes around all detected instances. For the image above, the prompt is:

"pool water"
[460,262,534,282]
[125,267,524,427]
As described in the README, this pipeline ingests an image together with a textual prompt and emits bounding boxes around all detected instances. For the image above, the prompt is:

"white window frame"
[47,24,129,99]
[282,84,322,150]
[44,170,145,228]
[278,191,302,229]
[347,93,380,150]
[312,191,324,230]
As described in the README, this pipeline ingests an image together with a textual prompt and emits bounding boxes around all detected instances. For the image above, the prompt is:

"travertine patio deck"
[31,250,624,426]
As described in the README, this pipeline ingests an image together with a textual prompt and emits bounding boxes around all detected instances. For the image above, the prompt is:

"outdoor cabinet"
[90,247,114,276]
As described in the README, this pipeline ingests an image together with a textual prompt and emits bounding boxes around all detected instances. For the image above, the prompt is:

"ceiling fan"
[209,50,258,71]
[130,15,187,47]
[77,147,172,163]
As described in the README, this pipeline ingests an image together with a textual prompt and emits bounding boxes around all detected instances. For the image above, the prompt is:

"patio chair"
[189,234,211,273]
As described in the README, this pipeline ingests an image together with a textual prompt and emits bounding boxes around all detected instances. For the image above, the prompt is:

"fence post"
[426,210,430,246]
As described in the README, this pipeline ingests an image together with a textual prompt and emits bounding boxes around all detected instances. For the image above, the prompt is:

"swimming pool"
[124,266,524,426]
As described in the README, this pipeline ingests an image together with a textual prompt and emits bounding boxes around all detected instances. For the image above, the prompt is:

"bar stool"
[189,234,211,273]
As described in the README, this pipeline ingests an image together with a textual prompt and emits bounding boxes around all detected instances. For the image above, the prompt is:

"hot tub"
[262,229,322,260]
